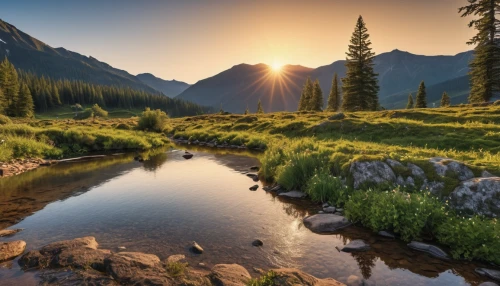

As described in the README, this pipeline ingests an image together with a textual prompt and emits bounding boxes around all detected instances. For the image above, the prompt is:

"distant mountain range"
[136,73,190,97]
[177,49,473,112]
[0,18,472,112]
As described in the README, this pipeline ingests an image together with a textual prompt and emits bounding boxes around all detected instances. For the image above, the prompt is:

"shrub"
[166,261,188,277]
[116,123,132,130]
[0,114,12,125]
[75,108,93,120]
[247,270,276,286]
[276,151,329,190]
[138,108,169,132]
[91,104,108,118]
[305,170,350,206]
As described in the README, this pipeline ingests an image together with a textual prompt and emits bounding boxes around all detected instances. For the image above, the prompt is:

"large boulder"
[407,241,449,260]
[449,177,500,217]
[209,264,251,286]
[429,157,474,181]
[303,214,351,233]
[0,240,26,261]
[350,161,396,189]
[272,268,345,286]
[104,252,172,285]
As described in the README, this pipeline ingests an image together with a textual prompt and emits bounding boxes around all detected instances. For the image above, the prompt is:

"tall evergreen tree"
[0,58,19,116]
[256,99,264,114]
[440,91,451,107]
[341,16,379,112]
[415,81,427,108]
[17,83,34,118]
[459,0,500,103]
[327,73,340,111]
[406,93,414,109]
[310,79,324,111]
[298,77,313,111]
[0,87,4,114]
[244,105,249,115]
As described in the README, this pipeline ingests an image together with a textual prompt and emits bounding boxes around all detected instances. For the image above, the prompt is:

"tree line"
[0,57,209,118]
[293,1,500,113]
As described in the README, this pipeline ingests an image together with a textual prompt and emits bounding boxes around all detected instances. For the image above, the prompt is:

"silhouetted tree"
[17,83,34,118]
[406,93,414,109]
[459,0,500,103]
[327,73,341,111]
[415,81,427,108]
[342,16,379,112]
[298,77,313,111]
[440,91,451,107]
[257,99,264,114]
[310,79,323,111]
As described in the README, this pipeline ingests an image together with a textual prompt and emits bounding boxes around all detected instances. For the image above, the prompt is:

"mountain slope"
[178,64,313,113]
[0,19,157,93]
[137,73,190,97]
[177,50,473,112]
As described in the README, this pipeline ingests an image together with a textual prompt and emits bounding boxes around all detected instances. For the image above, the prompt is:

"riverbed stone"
[479,282,499,286]
[350,161,396,189]
[249,185,259,191]
[210,264,251,286]
[303,214,351,233]
[476,268,500,282]
[407,241,449,260]
[323,206,336,213]
[448,177,500,217]
[341,240,370,252]
[104,252,172,285]
[272,268,345,285]
[192,241,204,254]
[378,230,395,239]
[429,157,474,181]
[0,228,23,237]
[252,239,263,247]
[346,275,363,286]
[0,240,26,261]
[279,191,307,198]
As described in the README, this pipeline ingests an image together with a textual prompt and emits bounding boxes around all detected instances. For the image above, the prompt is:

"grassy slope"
[34,106,143,120]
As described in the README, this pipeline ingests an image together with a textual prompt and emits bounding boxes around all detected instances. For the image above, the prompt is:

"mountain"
[177,50,473,112]
[0,19,157,93]
[137,73,190,97]
[177,63,313,112]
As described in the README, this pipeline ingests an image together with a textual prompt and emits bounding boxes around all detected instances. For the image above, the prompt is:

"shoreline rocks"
[278,190,307,198]
[0,240,26,261]
[341,240,370,253]
[192,241,204,254]
[0,158,54,178]
[303,214,352,233]
[0,228,23,237]
[407,241,449,260]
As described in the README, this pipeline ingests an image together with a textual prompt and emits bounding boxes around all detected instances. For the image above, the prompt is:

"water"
[0,147,495,285]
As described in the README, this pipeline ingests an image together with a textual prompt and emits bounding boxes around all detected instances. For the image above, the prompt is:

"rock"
[249,185,259,191]
[341,240,370,252]
[252,239,263,247]
[267,184,283,193]
[407,163,426,180]
[396,175,405,186]
[278,191,307,198]
[250,166,260,171]
[336,208,344,213]
[476,268,500,282]
[350,161,396,189]
[166,254,185,264]
[429,157,474,181]
[272,268,345,285]
[329,112,345,121]
[303,214,351,233]
[407,241,449,260]
[378,230,395,239]
[479,282,499,286]
[449,177,500,217]
[421,180,445,196]
[482,170,496,178]
[104,252,171,285]
[322,202,330,208]
[183,153,194,159]
[346,275,363,286]
[0,228,23,237]
[0,240,26,261]
[323,206,336,213]
[210,264,251,286]
[386,159,404,169]
[117,246,126,251]
[192,241,204,254]
[246,173,259,182]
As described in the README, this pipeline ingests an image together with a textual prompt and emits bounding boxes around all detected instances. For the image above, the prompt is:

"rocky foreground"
[14,236,345,286]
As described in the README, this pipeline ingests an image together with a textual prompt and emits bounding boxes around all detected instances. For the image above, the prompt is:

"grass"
[166,261,188,278]
[247,270,277,286]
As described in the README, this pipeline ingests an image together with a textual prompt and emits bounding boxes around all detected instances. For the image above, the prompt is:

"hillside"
[137,73,190,97]
[177,50,472,112]
[0,19,157,93]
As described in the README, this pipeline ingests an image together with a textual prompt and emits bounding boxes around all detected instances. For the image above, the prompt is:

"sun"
[270,62,283,72]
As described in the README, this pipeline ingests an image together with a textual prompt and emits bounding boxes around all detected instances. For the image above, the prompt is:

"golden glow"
[270,62,283,72]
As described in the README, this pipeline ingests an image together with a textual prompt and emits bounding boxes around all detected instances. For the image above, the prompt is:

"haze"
[2,0,475,83]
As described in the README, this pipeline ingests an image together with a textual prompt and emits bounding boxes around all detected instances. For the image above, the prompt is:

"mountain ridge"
[136,73,190,97]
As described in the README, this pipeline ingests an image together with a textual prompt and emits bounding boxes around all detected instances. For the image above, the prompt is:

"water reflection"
[0,149,495,286]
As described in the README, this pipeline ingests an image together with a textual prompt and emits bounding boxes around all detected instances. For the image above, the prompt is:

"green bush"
[166,261,188,277]
[276,151,329,190]
[138,108,169,132]
[305,170,350,206]
[247,270,276,286]
[0,114,12,125]
[91,104,108,118]
[75,108,93,120]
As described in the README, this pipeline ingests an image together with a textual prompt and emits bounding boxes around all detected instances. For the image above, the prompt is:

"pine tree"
[341,16,379,112]
[256,99,264,114]
[459,0,500,103]
[0,87,4,114]
[440,91,451,107]
[298,77,313,111]
[310,79,324,111]
[415,81,427,108]
[17,83,34,118]
[406,93,414,109]
[0,58,19,116]
[244,106,249,115]
[327,73,341,111]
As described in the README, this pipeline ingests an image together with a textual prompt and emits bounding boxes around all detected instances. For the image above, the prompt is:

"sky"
[1,0,475,84]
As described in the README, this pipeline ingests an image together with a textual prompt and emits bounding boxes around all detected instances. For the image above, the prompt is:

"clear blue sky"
[1,0,475,84]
